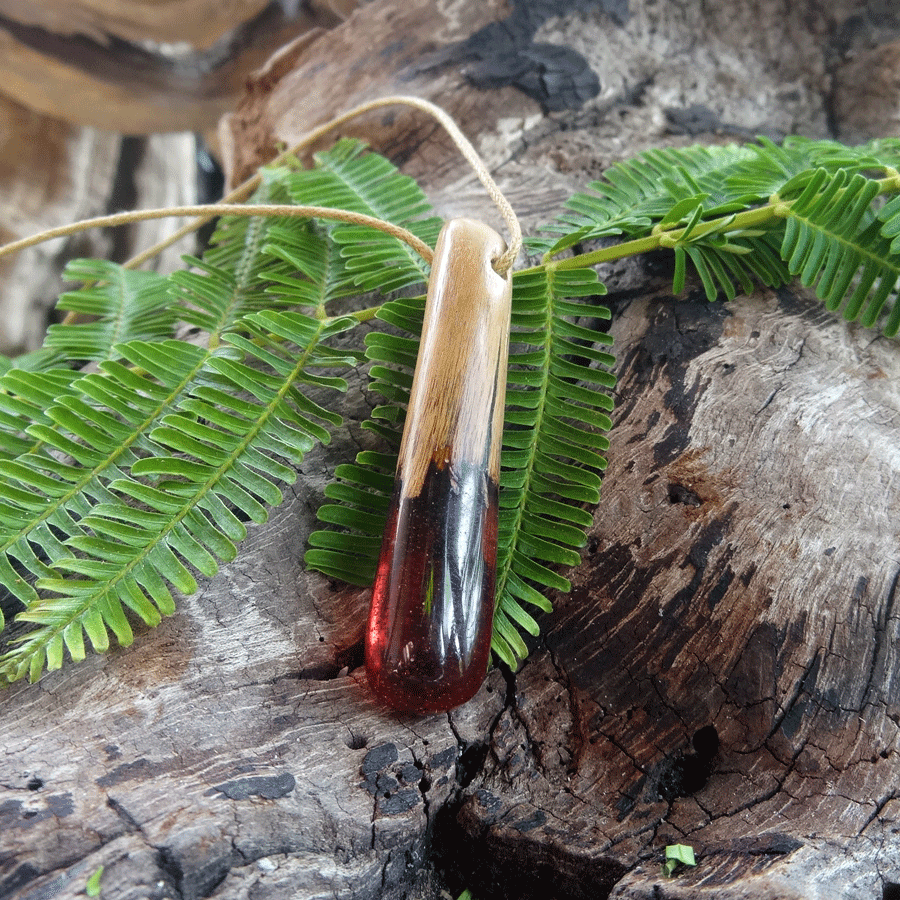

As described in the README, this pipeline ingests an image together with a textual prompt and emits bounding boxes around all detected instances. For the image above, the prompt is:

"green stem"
[545,172,900,273]
[341,304,382,324]
[549,204,779,271]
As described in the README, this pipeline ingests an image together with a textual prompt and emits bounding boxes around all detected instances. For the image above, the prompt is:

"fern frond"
[281,140,441,294]
[44,260,176,362]
[764,136,900,197]
[671,225,791,301]
[306,266,615,668]
[169,181,294,337]
[538,137,900,334]
[260,222,358,314]
[0,139,446,682]
[0,313,358,684]
[492,266,614,666]
[779,169,900,334]
[530,143,760,254]
[720,136,899,201]
[0,338,208,640]
[538,137,900,256]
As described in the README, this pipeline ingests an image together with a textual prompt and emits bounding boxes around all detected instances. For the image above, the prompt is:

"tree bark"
[3,1,900,899]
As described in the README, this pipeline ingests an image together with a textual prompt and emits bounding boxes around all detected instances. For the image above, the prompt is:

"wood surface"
[0,1,355,133]
[3,1,900,899]
[0,93,197,355]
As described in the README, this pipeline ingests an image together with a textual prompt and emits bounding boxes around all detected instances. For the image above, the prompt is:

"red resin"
[365,461,498,713]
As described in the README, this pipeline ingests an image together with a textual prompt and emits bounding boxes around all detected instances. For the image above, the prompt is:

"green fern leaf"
[0,313,357,684]
[780,169,900,334]
[537,136,900,330]
[0,339,209,642]
[531,143,759,254]
[281,139,441,294]
[0,148,382,681]
[716,135,900,205]
[44,259,175,362]
[260,222,359,314]
[168,172,307,336]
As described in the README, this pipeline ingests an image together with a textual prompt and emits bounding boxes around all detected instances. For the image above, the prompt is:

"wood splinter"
[365,218,512,714]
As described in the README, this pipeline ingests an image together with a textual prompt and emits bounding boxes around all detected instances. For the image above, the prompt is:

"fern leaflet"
[779,168,900,333]
[44,259,176,363]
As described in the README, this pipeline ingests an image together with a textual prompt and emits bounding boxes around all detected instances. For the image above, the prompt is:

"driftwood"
[0,0,357,133]
[0,0,361,354]
[3,1,900,899]
[0,92,199,355]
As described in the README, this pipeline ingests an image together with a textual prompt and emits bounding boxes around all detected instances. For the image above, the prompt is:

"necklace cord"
[0,95,521,277]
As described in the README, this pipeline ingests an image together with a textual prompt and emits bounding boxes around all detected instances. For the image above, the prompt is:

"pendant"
[365,218,512,713]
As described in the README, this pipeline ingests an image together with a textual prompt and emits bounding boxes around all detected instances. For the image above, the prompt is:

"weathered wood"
[453,285,900,899]
[219,0,531,189]
[3,1,900,899]
[0,93,197,354]
[0,1,355,133]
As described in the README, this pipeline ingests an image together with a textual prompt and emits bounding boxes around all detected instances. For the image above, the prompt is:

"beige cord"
[0,204,434,266]
[0,95,520,276]
[285,95,522,274]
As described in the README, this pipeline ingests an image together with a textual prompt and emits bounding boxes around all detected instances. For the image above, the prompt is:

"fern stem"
[205,195,274,350]
[549,173,900,273]
[340,305,382,325]
[548,205,779,271]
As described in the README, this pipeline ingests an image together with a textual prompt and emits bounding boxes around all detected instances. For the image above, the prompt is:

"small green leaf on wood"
[663,844,697,877]
[85,864,104,897]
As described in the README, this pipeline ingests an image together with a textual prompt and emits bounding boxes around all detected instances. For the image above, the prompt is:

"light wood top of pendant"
[397,218,512,498]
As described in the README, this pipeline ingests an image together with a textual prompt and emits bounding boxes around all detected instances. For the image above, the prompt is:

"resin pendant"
[365,218,512,713]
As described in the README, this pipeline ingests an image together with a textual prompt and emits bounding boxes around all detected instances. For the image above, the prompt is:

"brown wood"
[0,94,197,355]
[3,1,900,899]
[0,0,357,354]
[0,1,355,133]
[219,0,527,190]
[0,0,274,47]
[455,284,900,900]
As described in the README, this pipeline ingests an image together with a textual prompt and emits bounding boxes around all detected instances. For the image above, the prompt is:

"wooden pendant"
[365,218,512,714]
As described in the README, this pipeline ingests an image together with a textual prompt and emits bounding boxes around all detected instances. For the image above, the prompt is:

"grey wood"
[3,1,900,898]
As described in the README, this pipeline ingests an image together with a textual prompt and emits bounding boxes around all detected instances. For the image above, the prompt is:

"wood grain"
[453,285,900,899]
[0,1,353,132]
[3,1,900,898]
[0,94,197,354]
[398,218,511,498]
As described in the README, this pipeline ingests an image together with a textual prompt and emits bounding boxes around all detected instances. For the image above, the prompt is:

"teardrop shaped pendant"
[365,218,512,713]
